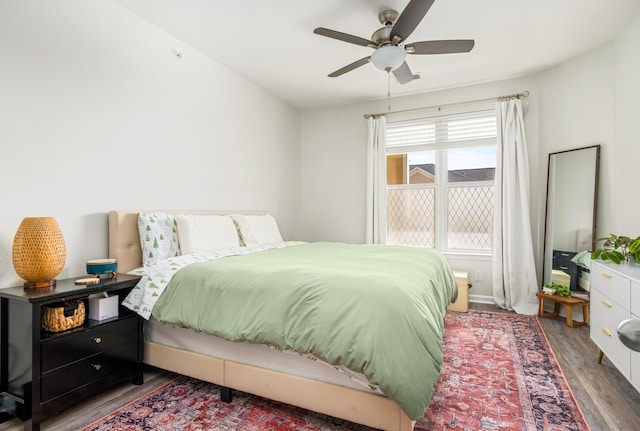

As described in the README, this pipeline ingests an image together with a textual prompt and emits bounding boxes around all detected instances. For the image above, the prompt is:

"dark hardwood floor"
[1,303,639,430]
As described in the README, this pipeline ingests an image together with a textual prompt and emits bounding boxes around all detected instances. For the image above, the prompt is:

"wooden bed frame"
[108,210,415,431]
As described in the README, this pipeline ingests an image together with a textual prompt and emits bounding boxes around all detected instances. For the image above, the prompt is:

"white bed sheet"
[145,319,382,395]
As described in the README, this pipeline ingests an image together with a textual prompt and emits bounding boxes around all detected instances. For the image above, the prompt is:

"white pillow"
[138,212,181,266]
[231,214,283,246]
[175,215,240,254]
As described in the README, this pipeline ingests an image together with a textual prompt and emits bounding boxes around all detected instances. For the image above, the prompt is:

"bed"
[108,210,457,431]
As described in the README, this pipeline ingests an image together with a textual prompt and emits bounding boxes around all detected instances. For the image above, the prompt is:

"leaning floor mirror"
[542,145,600,295]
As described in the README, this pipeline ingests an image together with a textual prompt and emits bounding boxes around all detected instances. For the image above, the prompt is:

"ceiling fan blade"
[328,57,371,77]
[314,27,376,48]
[393,62,419,84]
[390,0,435,43]
[406,40,475,55]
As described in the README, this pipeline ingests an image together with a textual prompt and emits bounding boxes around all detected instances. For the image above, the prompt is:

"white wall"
[537,44,617,247]
[615,11,640,237]
[0,0,301,287]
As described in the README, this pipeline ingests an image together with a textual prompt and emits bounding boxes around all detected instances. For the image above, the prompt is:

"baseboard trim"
[469,294,494,305]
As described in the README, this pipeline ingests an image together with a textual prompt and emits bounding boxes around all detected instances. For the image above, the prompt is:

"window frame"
[385,109,497,256]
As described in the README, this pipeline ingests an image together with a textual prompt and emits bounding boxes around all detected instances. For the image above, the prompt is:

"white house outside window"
[385,110,497,253]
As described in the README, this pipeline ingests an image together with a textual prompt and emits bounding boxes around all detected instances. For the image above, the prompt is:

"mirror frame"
[542,145,600,288]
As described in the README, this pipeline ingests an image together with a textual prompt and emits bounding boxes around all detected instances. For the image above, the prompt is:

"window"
[386,110,496,253]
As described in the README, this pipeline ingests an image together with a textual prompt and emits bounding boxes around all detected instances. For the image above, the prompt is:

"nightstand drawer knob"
[602,301,612,308]
[602,328,612,337]
[92,364,102,371]
[92,337,102,344]
[602,273,613,279]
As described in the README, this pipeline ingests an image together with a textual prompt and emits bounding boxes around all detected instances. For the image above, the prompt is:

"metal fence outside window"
[387,184,494,251]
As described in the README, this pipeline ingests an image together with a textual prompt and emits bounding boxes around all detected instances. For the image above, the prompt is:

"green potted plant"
[592,234,640,264]
[543,282,572,297]
[629,237,640,262]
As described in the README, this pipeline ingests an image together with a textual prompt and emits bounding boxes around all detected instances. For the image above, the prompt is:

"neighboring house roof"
[409,166,435,180]
[411,164,436,176]
[409,164,495,182]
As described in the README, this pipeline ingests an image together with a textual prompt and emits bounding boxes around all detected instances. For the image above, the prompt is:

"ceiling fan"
[313,0,474,84]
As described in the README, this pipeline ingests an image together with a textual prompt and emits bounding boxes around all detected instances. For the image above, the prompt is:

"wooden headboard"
[108,210,264,273]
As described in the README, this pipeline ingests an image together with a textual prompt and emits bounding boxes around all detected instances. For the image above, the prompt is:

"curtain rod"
[363,90,529,119]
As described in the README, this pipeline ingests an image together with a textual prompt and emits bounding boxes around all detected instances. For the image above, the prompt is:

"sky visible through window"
[407,146,496,170]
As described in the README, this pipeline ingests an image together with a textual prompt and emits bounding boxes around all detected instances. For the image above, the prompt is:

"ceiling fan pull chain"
[387,71,392,111]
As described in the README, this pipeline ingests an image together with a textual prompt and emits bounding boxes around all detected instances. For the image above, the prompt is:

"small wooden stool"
[536,292,590,327]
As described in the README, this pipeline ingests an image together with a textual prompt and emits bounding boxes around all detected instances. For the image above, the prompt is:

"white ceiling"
[113,0,640,109]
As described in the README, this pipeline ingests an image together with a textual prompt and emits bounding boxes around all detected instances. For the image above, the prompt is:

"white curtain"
[492,99,539,314]
[365,116,387,244]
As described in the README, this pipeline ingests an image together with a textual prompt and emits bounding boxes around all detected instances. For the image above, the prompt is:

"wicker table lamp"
[12,217,66,289]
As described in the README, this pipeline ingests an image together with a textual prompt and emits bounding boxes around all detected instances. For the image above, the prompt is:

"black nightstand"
[0,274,143,431]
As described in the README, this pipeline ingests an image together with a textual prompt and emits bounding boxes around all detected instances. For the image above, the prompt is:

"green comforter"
[151,242,457,419]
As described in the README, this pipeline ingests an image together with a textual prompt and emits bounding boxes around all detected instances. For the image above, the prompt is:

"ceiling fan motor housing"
[373,9,399,45]
[372,26,393,45]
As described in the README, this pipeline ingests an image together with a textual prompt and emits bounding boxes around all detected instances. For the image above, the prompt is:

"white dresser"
[590,260,640,392]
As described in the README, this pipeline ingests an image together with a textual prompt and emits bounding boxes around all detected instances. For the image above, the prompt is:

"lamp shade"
[371,45,406,72]
[12,217,66,288]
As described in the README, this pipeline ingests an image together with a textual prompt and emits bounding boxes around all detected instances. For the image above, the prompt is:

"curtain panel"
[365,116,387,244]
[492,99,539,314]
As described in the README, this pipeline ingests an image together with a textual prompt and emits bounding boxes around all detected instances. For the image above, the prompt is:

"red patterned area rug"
[79,311,589,431]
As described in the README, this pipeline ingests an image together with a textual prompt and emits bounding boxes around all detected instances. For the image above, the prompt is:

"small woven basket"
[42,300,86,332]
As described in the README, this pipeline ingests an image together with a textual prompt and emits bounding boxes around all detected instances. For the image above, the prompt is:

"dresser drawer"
[632,350,640,392]
[41,341,137,402]
[41,316,138,373]
[590,289,631,378]
[591,263,631,308]
[631,280,640,317]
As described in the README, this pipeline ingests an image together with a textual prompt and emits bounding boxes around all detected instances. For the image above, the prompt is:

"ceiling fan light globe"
[371,45,406,71]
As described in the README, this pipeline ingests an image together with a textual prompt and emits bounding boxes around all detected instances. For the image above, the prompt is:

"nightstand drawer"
[41,341,137,402]
[591,263,631,308]
[42,316,138,373]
